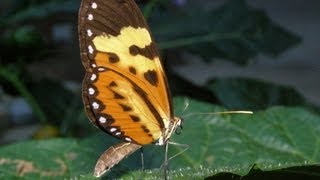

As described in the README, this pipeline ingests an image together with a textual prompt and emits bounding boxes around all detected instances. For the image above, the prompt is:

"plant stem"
[0,67,47,124]
[143,0,158,20]
[158,32,241,50]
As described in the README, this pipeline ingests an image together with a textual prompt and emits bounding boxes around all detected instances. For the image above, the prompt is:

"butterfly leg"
[163,142,169,180]
[160,141,189,179]
[167,141,190,161]
[140,147,144,171]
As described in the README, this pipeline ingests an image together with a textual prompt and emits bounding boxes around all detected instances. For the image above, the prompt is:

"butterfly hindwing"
[79,0,173,145]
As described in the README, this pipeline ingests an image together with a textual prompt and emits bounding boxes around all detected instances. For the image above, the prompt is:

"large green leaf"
[206,77,307,110]
[0,97,319,179]
[152,0,301,65]
[170,97,320,175]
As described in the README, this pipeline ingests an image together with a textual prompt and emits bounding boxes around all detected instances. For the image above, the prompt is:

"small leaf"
[32,124,60,139]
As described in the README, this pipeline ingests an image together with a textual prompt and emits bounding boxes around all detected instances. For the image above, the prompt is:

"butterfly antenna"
[184,110,253,118]
[182,98,190,114]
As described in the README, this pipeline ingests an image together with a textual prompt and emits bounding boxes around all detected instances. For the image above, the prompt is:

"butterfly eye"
[179,117,184,126]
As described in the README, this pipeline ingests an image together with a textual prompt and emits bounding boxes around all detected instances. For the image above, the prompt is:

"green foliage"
[151,0,301,64]
[0,67,47,123]
[0,97,320,179]
[0,0,78,124]
[0,0,317,179]
[207,78,306,110]
[3,0,77,24]
[29,80,75,123]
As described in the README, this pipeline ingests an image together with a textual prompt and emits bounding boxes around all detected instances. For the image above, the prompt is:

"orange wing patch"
[92,27,171,121]
[87,52,162,144]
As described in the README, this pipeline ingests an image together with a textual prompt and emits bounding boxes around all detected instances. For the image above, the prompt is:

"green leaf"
[206,77,307,110]
[6,0,78,24]
[171,97,320,174]
[152,0,301,65]
[0,97,319,179]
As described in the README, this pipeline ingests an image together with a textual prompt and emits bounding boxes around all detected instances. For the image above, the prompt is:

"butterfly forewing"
[79,0,173,145]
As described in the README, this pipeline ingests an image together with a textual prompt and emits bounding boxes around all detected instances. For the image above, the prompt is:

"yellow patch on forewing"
[93,27,157,73]
[97,27,152,48]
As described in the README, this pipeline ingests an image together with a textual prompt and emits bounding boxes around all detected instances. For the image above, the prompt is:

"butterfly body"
[78,0,182,177]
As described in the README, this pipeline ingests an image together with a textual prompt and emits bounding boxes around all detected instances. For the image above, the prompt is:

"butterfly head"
[156,117,183,146]
[174,117,184,135]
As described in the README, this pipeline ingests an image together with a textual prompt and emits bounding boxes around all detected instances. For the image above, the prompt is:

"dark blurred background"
[0,0,319,145]
[174,0,320,105]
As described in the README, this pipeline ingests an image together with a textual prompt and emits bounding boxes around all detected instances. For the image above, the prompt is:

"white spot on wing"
[88,45,94,54]
[92,102,99,109]
[110,128,117,132]
[87,14,93,20]
[90,74,97,81]
[125,137,132,142]
[92,64,97,68]
[88,88,95,95]
[91,2,97,9]
[98,67,106,71]
[99,117,106,123]
[116,132,121,136]
[87,29,93,37]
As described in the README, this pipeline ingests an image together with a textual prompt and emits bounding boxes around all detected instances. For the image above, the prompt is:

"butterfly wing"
[79,0,173,145]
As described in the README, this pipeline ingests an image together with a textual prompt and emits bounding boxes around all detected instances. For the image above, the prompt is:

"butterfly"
[78,0,183,177]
